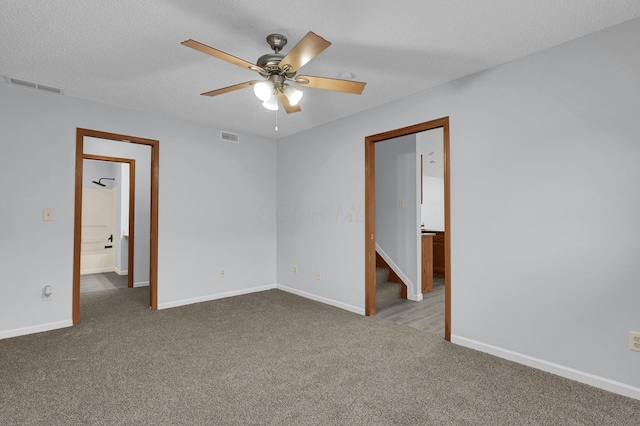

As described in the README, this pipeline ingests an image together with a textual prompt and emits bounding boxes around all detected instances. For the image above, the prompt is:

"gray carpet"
[1,288,639,425]
[80,272,128,293]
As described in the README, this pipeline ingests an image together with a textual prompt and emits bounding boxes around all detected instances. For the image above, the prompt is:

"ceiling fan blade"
[201,81,259,97]
[181,39,265,74]
[277,91,302,114]
[278,32,331,73]
[295,75,366,94]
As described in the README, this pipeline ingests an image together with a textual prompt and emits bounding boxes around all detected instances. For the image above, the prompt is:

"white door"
[81,187,116,274]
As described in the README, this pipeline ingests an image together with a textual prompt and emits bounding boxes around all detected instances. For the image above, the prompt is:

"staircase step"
[376,280,403,309]
[376,267,390,285]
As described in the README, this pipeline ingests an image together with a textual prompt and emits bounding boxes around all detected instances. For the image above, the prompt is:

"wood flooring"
[376,277,445,335]
[80,272,128,293]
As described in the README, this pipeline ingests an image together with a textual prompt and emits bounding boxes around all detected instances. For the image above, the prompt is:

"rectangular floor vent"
[220,131,239,143]
[5,76,63,94]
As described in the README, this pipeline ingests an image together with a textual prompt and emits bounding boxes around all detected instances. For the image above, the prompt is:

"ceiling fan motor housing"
[256,34,296,78]
[256,53,285,72]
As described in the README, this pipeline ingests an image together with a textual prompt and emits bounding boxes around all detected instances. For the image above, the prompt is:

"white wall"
[275,120,366,313]
[0,80,277,337]
[117,163,129,273]
[84,138,150,286]
[420,176,444,231]
[418,128,445,231]
[375,134,420,298]
[277,19,640,397]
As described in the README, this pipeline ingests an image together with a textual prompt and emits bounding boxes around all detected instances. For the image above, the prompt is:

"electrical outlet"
[42,285,52,301]
[630,332,640,352]
[315,270,321,280]
[293,266,298,275]
[43,208,53,221]
[220,268,225,278]
[399,199,405,209]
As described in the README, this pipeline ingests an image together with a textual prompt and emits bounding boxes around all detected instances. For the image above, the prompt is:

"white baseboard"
[133,281,149,288]
[407,293,423,302]
[276,285,365,315]
[157,284,277,310]
[375,243,418,298]
[452,335,640,401]
[114,267,128,276]
[157,284,364,316]
[0,320,73,340]
[80,267,115,275]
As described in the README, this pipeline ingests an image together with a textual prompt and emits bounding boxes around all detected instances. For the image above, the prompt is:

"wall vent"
[220,131,239,143]
[5,76,63,94]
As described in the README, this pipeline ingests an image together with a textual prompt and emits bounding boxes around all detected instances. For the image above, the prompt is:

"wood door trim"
[73,128,159,325]
[82,154,136,289]
[365,117,451,341]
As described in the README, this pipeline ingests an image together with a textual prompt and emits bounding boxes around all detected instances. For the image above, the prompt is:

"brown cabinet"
[421,235,433,293]
[432,232,445,278]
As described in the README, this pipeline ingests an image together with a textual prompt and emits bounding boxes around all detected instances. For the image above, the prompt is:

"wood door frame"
[73,128,159,324]
[82,154,136,289]
[365,117,451,341]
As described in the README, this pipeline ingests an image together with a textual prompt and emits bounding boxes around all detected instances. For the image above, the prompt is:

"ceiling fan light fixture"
[183,31,366,117]
[262,92,279,110]
[283,85,303,106]
[253,80,274,101]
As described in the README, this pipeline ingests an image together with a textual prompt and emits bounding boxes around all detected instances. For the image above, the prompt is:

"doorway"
[73,128,159,325]
[81,155,135,289]
[365,117,451,341]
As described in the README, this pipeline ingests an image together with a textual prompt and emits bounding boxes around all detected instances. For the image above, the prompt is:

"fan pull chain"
[275,108,278,132]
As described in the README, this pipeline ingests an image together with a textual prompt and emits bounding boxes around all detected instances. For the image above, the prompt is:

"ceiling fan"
[181,32,366,114]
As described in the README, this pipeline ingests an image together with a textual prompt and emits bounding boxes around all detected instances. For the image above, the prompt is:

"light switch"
[43,208,53,221]
[399,199,405,209]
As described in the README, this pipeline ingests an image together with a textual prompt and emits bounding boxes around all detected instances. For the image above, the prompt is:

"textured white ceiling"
[2,1,639,138]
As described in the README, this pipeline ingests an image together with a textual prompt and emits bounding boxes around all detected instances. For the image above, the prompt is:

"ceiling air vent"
[220,131,239,143]
[36,84,63,94]
[5,76,63,94]
[8,77,36,89]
